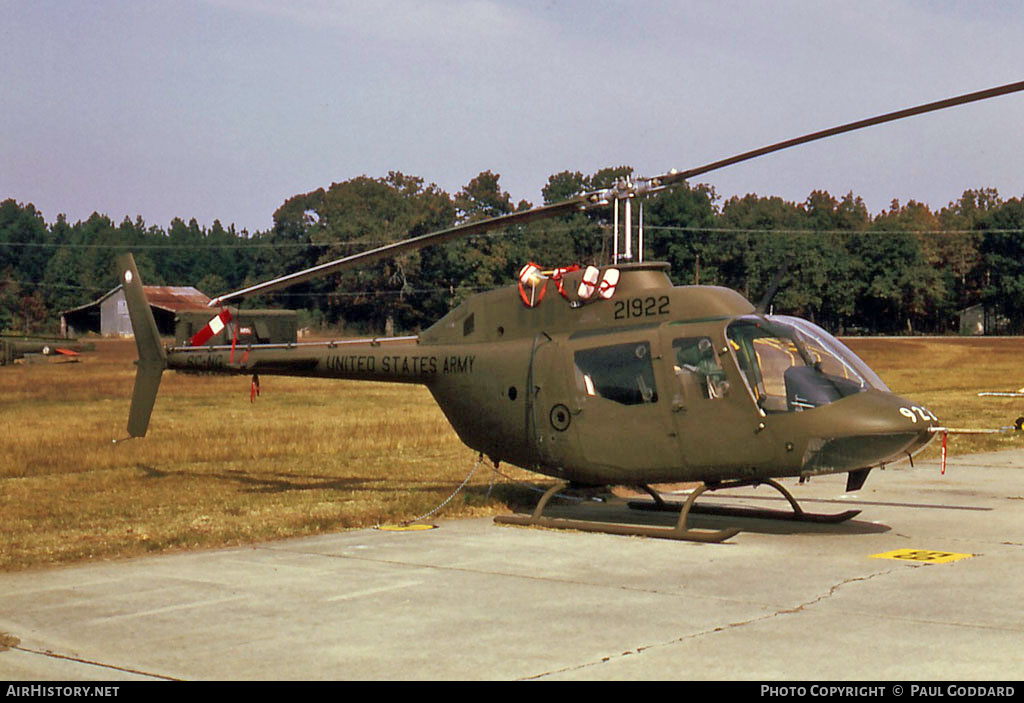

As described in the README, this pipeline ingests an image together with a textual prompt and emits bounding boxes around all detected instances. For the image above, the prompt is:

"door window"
[672,336,727,399]
[574,341,658,406]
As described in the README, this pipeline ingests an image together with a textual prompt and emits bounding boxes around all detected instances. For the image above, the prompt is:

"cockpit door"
[663,324,778,473]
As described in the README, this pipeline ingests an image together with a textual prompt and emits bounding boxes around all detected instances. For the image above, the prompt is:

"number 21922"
[613,295,670,319]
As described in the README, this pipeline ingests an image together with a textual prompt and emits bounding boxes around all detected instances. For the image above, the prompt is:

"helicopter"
[117,79,1024,543]
[0,334,93,366]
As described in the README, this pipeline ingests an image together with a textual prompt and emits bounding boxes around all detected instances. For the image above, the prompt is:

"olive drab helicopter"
[118,80,1024,543]
[1,335,94,365]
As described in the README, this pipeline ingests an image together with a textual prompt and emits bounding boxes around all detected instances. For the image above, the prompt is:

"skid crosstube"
[494,481,741,543]
[494,477,860,543]
[628,478,862,524]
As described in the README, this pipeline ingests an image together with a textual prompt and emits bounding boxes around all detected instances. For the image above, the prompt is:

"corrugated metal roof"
[60,285,211,314]
[143,286,211,311]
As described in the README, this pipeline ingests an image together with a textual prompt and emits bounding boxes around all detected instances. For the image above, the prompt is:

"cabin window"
[672,336,727,399]
[574,341,658,406]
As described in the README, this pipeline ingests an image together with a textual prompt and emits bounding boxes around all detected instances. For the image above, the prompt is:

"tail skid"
[116,254,167,438]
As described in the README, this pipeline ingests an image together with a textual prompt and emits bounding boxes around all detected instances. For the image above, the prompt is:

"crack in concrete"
[524,569,895,680]
[8,642,179,681]
[771,570,894,617]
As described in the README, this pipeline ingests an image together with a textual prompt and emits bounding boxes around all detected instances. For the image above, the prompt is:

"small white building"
[959,304,986,336]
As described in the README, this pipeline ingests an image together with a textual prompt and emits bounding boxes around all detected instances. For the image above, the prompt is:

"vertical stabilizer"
[116,254,167,437]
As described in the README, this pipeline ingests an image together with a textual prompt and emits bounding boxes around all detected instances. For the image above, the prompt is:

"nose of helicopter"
[794,390,938,473]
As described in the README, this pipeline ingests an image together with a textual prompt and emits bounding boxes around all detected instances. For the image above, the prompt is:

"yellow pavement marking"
[871,548,974,564]
[376,523,438,531]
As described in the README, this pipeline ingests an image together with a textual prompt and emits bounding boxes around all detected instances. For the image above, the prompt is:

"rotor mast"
[609,175,667,265]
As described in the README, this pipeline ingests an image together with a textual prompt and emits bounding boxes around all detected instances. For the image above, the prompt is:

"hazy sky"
[4,0,1024,233]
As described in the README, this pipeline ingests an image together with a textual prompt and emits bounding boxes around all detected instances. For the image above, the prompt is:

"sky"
[3,0,1024,234]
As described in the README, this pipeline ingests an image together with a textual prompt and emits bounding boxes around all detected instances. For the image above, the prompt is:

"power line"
[0,277,490,299]
[642,225,1024,235]
[3,225,1023,250]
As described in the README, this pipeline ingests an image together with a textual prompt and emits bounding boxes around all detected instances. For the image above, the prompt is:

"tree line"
[3,166,1024,336]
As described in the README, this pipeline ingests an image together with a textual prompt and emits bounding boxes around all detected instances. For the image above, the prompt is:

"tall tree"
[795,191,870,329]
[41,247,83,316]
[979,197,1024,333]
[0,199,50,284]
[643,182,719,285]
[716,194,804,300]
[309,172,455,333]
[938,189,1001,313]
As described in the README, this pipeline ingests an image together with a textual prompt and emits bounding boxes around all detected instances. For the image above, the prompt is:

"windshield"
[726,315,888,413]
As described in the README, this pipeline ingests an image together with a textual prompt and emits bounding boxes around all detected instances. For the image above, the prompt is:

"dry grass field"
[845,336,1024,454]
[1,335,1021,571]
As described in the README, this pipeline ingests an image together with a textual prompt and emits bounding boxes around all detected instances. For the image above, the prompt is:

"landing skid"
[628,478,861,525]
[494,481,741,543]
[494,477,860,543]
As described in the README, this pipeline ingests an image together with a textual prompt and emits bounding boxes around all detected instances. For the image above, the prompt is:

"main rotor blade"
[210,197,586,305]
[655,79,1024,187]
[211,79,1024,305]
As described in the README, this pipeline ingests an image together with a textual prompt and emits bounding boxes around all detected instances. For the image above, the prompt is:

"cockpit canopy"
[727,315,889,414]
